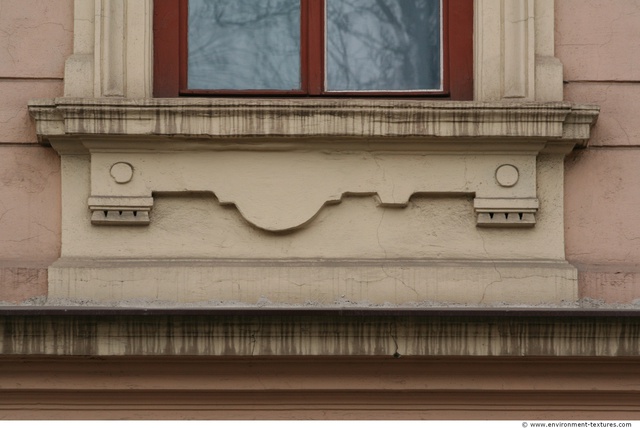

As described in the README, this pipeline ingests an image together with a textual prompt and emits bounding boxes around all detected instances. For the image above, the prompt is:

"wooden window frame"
[154,0,473,99]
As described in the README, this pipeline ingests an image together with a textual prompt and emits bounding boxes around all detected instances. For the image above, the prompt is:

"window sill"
[31,98,597,145]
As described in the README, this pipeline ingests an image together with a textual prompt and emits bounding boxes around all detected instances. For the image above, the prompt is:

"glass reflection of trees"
[327,0,441,91]
[188,0,300,90]
[187,0,440,92]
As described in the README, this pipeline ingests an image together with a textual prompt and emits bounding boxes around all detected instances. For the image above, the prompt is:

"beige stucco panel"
[565,148,640,266]
[89,150,537,232]
[0,0,73,78]
[48,260,577,305]
[0,146,61,262]
[60,153,562,261]
[0,81,63,143]
[50,152,575,305]
[564,83,640,147]
[556,0,640,82]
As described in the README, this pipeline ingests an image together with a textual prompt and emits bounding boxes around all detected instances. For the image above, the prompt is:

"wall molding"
[30,99,598,231]
[28,99,598,306]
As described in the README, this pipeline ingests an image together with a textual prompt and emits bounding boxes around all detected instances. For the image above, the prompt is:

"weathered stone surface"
[29,98,598,143]
[48,259,578,306]
[1,312,638,356]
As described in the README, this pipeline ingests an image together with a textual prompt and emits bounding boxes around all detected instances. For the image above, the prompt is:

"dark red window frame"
[154,0,473,99]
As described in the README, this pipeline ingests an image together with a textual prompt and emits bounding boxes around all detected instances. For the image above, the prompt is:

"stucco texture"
[0,146,60,302]
[565,149,640,265]
[0,0,69,301]
[556,0,640,82]
[0,0,73,78]
[0,146,60,262]
[558,0,640,303]
[0,80,64,143]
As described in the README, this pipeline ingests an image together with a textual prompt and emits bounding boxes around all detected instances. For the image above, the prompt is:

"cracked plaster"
[556,0,640,82]
[0,0,73,79]
[0,146,60,263]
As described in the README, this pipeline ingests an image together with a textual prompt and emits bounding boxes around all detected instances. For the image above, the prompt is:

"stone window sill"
[31,98,597,144]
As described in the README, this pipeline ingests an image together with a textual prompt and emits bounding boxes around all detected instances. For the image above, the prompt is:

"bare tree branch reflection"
[188,0,300,90]
[326,0,441,91]
[187,0,441,92]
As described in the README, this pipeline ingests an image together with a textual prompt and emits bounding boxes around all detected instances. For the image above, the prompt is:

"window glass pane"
[326,0,441,91]
[188,0,301,90]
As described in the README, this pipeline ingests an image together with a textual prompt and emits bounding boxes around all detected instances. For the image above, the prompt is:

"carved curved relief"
[88,151,538,231]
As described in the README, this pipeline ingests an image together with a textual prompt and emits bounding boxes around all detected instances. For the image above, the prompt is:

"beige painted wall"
[0,0,70,302]
[558,0,640,303]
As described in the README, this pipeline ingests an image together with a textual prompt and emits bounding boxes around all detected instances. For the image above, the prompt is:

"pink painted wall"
[558,0,640,303]
[0,0,72,302]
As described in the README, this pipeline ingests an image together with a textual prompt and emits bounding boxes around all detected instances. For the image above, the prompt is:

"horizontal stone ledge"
[1,312,639,357]
[29,98,599,147]
[47,258,578,306]
[0,306,638,317]
[50,257,575,268]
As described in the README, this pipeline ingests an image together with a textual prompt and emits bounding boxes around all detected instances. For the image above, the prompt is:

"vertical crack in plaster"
[373,152,393,258]
[463,157,472,191]
[612,117,631,145]
[0,207,15,226]
[373,188,418,300]
[376,201,388,258]
[478,229,504,304]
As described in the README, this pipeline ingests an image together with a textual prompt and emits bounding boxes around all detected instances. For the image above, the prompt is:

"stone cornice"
[29,98,599,150]
[1,311,638,356]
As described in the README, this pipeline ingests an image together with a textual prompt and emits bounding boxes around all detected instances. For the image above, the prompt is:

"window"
[154,0,473,98]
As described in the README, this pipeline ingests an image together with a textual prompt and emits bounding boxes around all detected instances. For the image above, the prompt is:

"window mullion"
[306,0,325,95]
